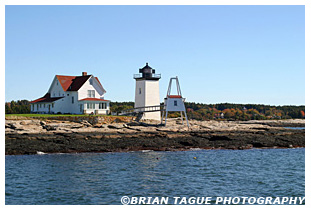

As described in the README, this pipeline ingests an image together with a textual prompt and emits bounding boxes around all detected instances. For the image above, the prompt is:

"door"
[80,104,83,113]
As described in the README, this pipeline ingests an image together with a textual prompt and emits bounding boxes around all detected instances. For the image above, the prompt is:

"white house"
[30,72,110,115]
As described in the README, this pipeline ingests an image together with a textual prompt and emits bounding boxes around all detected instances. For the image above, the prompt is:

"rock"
[93,124,103,128]
[238,144,253,150]
[19,121,27,125]
[113,118,122,123]
[5,119,305,155]
[43,125,57,131]
[124,126,141,131]
[70,124,84,129]
[81,120,92,127]
[19,120,41,126]
[178,127,189,132]
[6,123,17,129]
[127,122,140,126]
[107,124,123,129]
[100,124,108,128]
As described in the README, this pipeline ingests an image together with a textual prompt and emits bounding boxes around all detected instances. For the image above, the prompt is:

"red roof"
[79,98,110,102]
[30,93,63,103]
[56,75,77,91]
[167,95,182,98]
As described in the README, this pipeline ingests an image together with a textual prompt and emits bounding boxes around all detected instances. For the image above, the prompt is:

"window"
[139,88,141,94]
[40,104,42,108]
[44,104,46,108]
[72,96,74,104]
[87,103,95,109]
[37,104,38,110]
[99,103,107,109]
[52,103,54,108]
[87,90,95,98]
[59,91,61,96]
[57,81,58,86]
[174,100,178,106]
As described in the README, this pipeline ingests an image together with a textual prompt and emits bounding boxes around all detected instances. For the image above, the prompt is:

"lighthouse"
[134,63,161,121]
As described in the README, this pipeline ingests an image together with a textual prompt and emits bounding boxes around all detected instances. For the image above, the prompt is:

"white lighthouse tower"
[134,63,161,121]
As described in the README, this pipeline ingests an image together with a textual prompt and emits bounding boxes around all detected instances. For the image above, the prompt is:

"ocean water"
[5,148,305,205]
[284,127,305,130]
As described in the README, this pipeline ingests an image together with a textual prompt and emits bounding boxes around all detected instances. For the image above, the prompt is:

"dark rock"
[126,122,140,126]
[107,125,122,129]
[81,120,92,127]
[5,127,305,155]
[6,123,17,129]
[43,125,57,131]
[209,135,232,141]
[179,141,194,146]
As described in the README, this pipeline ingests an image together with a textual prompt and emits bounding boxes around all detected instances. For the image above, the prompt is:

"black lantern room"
[134,63,161,80]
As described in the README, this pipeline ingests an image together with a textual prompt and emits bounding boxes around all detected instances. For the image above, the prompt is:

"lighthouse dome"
[134,62,161,80]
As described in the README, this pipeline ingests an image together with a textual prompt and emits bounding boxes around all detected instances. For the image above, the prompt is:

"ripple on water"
[5,148,305,204]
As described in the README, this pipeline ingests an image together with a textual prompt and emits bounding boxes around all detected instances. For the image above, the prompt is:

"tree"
[5,100,30,114]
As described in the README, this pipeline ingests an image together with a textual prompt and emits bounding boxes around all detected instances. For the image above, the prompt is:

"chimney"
[82,72,87,76]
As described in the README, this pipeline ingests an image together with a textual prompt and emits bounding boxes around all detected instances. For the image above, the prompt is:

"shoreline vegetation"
[6,101,305,121]
[5,114,305,155]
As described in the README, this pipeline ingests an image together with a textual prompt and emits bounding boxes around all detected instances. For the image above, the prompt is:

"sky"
[5,5,305,105]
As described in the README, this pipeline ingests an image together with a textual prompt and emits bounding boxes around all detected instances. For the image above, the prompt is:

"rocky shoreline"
[5,119,305,155]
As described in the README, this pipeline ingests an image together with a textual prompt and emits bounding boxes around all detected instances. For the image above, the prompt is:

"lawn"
[5,114,123,118]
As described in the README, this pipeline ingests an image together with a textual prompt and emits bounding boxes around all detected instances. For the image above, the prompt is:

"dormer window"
[87,90,95,98]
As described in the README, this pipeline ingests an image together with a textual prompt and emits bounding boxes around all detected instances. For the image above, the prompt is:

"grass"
[6,114,85,117]
[5,114,126,118]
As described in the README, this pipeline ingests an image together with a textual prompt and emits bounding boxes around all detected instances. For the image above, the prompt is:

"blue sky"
[5,5,305,105]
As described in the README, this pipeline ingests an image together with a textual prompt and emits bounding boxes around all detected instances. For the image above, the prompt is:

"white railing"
[117,105,165,116]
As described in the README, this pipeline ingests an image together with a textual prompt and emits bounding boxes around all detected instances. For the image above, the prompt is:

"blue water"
[284,127,305,130]
[6,148,305,205]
